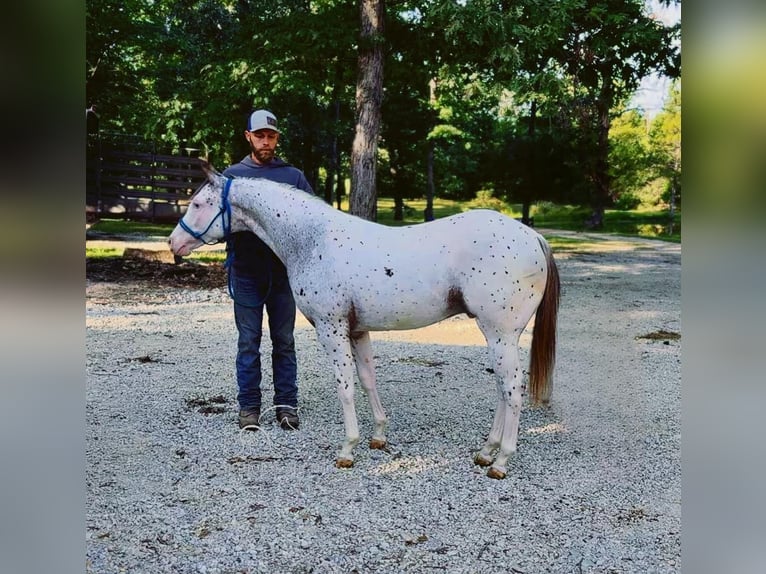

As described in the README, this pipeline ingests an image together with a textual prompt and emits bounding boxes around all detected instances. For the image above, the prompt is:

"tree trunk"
[350,0,384,222]
[425,141,435,221]
[335,167,344,210]
[521,99,537,227]
[424,78,437,222]
[521,201,532,226]
[668,159,678,234]
[394,196,404,221]
[324,169,335,204]
[325,78,341,205]
[390,150,404,221]
[587,88,613,229]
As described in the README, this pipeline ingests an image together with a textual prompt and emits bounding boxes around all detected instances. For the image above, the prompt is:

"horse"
[168,164,560,479]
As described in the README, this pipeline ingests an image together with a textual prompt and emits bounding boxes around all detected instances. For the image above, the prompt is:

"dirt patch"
[86,257,227,290]
[637,329,681,341]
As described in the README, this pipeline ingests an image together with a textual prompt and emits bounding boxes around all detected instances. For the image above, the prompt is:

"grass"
[529,203,681,242]
[86,246,226,262]
[86,247,123,258]
[88,219,175,236]
[87,198,680,244]
[372,197,465,225]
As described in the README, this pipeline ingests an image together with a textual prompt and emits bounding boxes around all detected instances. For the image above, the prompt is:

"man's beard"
[251,147,274,164]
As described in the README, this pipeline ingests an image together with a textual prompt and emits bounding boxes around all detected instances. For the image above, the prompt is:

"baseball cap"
[247,109,281,133]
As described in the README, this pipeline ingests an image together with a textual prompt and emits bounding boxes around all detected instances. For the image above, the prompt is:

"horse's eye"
[192,202,200,209]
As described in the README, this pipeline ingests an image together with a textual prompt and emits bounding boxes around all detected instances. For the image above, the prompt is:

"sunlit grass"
[188,252,226,263]
[88,219,175,236]
[544,236,592,251]
[85,246,226,263]
[531,204,681,243]
[86,247,123,258]
[346,197,466,226]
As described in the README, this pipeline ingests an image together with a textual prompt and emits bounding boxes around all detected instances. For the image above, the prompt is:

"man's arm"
[296,172,314,195]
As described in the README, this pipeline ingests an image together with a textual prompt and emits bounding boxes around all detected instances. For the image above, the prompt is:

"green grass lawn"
[529,203,680,242]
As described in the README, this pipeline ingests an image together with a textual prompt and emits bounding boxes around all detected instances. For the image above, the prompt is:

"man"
[223,109,314,431]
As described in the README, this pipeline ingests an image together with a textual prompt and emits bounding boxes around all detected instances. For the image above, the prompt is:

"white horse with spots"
[169,164,560,479]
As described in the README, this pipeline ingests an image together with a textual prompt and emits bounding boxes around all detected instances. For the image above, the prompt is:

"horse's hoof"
[335,458,354,469]
[369,438,387,450]
[486,466,507,480]
[474,454,493,467]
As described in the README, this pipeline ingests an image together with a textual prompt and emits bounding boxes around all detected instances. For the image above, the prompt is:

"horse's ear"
[199,160,223,184]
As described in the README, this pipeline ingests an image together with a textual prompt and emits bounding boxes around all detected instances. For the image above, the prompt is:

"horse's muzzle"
[168,227,202,257]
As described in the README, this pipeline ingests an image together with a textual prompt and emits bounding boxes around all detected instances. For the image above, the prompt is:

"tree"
[86,0,681,223]
[350,0,385,221]
[555,0,681,227]
[86,0,162,135]
[378,8,433,220]
[608,108,653,208]
[648,80,681,216]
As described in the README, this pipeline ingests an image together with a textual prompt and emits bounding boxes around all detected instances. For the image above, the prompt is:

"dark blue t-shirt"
[222,156,314,274]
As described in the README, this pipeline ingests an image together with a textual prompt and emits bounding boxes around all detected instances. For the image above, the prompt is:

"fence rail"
[86,135,207,222]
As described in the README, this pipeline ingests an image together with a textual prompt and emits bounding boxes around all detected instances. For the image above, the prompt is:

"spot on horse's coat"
[447,286,472,317]
[348,303,358,334]
[384,267,394,277]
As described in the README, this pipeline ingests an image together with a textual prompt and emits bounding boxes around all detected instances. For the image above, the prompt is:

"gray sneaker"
[276,408,299,430]
[238,407,261,430]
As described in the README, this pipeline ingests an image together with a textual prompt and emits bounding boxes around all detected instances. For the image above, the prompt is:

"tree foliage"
[86,0,681,218]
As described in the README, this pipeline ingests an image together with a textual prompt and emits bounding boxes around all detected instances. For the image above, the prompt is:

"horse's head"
[168,162,230,256]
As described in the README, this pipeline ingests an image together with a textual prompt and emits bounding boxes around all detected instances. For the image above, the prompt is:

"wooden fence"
[86,134,207,222]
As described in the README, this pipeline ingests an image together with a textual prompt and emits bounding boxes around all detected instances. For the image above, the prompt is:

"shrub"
[532,201,556,216]
[464,190,510,213]
[613,192,642,210]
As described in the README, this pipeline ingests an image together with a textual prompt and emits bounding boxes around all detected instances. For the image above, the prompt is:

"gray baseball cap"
[247,109,281,133]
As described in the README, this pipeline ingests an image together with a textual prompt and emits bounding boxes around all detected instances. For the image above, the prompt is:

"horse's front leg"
[351,331,388,449]
[315,321,360,468]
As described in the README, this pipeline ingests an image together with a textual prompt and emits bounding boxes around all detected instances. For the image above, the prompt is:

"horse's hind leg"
[351,331,388,449]
[315,322,360,468]
[475,345,505,467]
[475,385,505,467]
[477,324,526,479]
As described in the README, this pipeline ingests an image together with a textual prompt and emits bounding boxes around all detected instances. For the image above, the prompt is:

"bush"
[613,192,642,210]
[532,201,556,216]
[464,190,510,213]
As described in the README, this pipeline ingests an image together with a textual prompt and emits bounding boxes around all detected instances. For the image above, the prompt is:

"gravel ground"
[86,232,681,573]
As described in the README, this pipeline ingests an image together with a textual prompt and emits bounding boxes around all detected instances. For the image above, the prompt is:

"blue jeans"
[231,266,298,411]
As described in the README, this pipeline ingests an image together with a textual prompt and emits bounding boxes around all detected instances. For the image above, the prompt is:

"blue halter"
[179,176,270,306]
[179,177,233,244]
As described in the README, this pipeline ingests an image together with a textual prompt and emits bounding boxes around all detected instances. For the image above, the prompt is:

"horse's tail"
[528,237,560,405]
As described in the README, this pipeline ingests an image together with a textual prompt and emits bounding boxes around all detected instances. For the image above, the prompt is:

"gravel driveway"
[86,232,681,573]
